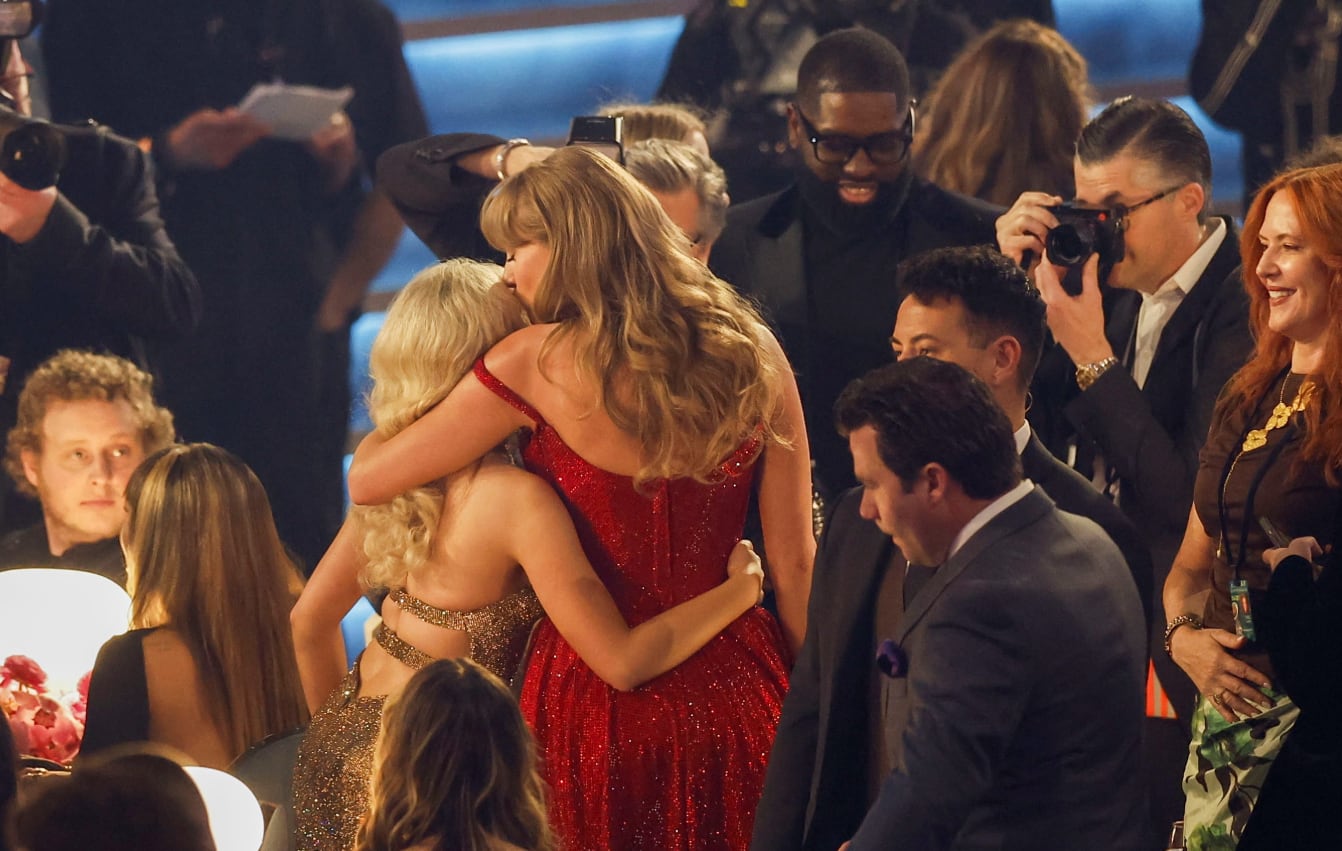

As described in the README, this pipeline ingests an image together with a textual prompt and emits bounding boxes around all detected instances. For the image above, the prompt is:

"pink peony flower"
[0,655,48,690]
[0,661,89,764]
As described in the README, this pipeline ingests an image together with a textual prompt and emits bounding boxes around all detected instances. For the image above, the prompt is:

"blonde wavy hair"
[122,443,309,760]
[355,259,527,589]
[912,19,1091,205]
[481,145,781,487]
[355,659,555,851]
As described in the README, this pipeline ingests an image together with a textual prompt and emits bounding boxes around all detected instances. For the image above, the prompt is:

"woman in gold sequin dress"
[1162,163,1342,848]
[291,259,766,850]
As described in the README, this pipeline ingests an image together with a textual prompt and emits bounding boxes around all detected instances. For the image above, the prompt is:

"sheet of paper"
[237,82,354,141]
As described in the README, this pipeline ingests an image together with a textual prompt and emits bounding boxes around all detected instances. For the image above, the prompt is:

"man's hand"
[1033,252,1115,367]
[0,171,57,243]
[995,191,1062,268]
[306,110,358,194]
[162,107,270,171]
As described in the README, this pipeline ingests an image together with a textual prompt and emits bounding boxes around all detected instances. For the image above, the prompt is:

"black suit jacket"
[753,487,1147,850]
[753,475,1150,851]
[710,177,999,496]
[375,131,506,263]
[1022,433,1154,630]
[1065,219,1251,723]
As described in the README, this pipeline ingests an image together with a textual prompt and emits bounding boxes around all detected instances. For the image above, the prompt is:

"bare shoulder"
[758,326,789,365]
[483,323,557,378]
[471,456,561,512]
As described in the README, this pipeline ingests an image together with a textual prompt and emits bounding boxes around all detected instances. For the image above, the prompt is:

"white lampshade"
[183,765,265,851]
[0,568,131,690]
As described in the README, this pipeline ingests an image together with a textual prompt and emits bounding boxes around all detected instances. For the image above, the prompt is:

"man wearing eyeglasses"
[710,28,999,505]
[996,96,1252,840]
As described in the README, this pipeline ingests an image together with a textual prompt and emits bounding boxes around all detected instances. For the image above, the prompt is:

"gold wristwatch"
[1075,356,1119,391]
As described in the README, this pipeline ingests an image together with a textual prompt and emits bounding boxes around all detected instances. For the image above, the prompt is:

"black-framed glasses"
[792,102,916,166]
[1114,185,1182,230]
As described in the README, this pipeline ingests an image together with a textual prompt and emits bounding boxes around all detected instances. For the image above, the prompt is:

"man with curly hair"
[0,350,174,587]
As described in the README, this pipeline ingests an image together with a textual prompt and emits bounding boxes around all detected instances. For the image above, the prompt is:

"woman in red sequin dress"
[348,146,815,850]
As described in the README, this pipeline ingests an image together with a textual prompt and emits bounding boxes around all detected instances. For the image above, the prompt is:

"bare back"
[486,324,645,476]
[358,455,540,697]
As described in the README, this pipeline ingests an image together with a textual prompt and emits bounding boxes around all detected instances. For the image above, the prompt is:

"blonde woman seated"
[291,259,764,850]
[80,444,309,769]
[356,658,554,851]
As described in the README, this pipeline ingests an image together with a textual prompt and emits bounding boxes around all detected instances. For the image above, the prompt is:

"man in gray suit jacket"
[757,357,1147,850]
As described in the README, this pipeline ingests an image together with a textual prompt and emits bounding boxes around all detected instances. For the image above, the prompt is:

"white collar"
[946,479,1035,563]
[1013,420,1031,456]
[1142,218,1226,303]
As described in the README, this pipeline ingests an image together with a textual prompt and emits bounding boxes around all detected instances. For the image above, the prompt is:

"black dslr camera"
[1043,203,1125,295]
[0,0,63,191]
[1044,203,1124,268]
[0,111,66,190]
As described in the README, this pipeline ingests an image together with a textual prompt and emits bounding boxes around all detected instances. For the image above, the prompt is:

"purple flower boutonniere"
[876,638,907,679]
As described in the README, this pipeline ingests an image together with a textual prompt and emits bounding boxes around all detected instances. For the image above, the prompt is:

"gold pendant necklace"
[1241,377,1315,452]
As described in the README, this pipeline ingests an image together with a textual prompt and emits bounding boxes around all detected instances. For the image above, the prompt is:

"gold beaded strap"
[386,586,544,681]
[389,586,541,631]
[372,622,434,671]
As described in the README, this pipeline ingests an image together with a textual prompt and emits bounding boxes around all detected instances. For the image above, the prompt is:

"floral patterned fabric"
[1183,692,1299,850]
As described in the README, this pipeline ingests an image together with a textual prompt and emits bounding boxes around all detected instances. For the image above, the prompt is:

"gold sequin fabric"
[292,660,386,851]
[388,585,544,681]
[292,598,543,851]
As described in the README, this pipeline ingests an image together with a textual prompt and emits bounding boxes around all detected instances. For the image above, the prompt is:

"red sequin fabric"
[475,359,789,851]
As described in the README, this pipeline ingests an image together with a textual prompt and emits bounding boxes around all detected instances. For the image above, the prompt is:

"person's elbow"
[289,589,334,644]
[345,460,383,506]
[591,658,644,693]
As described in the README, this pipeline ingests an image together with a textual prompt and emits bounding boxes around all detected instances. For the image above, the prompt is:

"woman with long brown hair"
[81,443,308,768]
[913,19,1090,206]
[356,658,554,851]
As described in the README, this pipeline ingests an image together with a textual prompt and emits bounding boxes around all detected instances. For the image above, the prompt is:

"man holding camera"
[996,96,1251,839]
[0,19,199,535]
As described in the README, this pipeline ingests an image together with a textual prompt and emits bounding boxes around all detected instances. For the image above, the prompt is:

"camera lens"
[1045,223,1094,268]
[0,122,65,191]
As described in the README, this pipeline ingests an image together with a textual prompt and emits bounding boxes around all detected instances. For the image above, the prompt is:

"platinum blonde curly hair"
[355,259,527,589]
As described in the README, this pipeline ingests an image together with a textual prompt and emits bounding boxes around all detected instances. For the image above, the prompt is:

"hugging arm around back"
[346,331,538,506]
[494,467,762,691]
